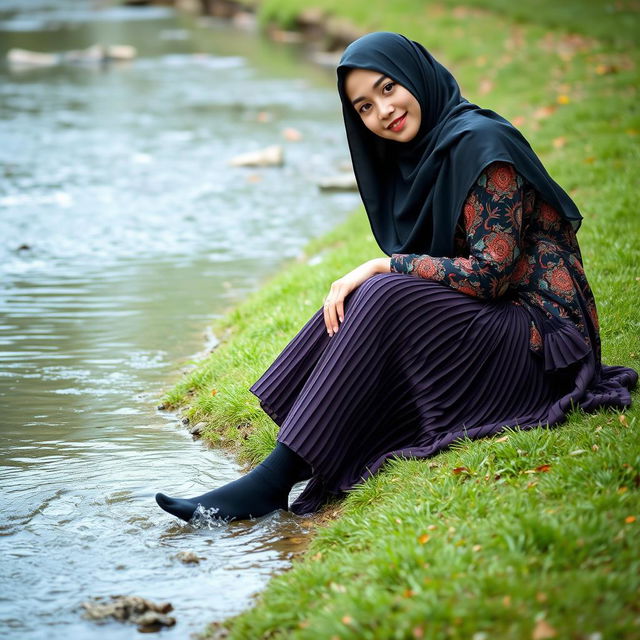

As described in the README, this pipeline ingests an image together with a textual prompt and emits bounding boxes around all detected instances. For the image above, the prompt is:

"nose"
[378,100,395,120]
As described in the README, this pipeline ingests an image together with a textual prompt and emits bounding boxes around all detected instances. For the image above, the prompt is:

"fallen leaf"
[625,515,636,524]
[526,481,538,489]
[210,389,218,396]
[536,464,552,472]
[418,534,430,544]
[341,615,353,625]
[557,94,571,105]
[553,136,566,148]
[627,129,638,137]
[428,524,438,530]
[495,435,510,442]
[403,588,415,598]
[584,156,596,164]
[472,544,482,552]
[512,116,526,127]
[595,63,617,75]
[413,626,425,639]
[532,618,558,639]
[478,78,494,95]
[298,620,310,629]
[282,127,302,141]
[452,466,471,474]
[619,414,629,427]
[536,592,548,603]
[502,595,511,607]
[570,449,587,455]
[592,444,599,452]
[534,105,556,119]
[618,486,628,493]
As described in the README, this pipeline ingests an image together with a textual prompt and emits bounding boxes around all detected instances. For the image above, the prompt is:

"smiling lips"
[388,112,408,132]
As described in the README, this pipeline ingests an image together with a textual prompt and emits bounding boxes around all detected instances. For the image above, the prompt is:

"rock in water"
[229,145,284,167]
[7,49,59,67]
[317,173,358,192]
[176,550,201,564]
[189,421,206,436]
[81,595,175,631]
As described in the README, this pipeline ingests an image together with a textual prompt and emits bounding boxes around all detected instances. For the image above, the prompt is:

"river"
[0,1,358,637]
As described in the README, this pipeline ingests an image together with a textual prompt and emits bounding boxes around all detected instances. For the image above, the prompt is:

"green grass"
[163,1,640,638]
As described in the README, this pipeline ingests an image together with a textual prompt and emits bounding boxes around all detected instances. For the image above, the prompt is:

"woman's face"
[344,68,422,142]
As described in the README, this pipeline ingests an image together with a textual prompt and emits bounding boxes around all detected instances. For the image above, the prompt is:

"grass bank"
[164,1,640,637]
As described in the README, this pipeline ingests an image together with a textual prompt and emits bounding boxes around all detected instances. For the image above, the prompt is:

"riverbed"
[0,2,358,637]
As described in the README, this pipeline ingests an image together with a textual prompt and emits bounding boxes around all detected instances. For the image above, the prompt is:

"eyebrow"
[351,74,388,106]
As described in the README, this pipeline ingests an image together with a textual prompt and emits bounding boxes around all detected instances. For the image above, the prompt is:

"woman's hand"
[323,258,390,336]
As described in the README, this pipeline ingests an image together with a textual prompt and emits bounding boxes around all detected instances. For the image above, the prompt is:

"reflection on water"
[0,1,358,637]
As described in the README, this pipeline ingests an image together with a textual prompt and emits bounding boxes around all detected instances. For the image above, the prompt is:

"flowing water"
[0,2,358,637]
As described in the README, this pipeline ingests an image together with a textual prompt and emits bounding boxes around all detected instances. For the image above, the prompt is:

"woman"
[155,32,636,523]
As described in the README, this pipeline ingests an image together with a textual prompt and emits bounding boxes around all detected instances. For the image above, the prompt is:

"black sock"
[155,441,312,522]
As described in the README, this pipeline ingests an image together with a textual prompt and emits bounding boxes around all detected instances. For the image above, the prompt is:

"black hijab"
[337,32,582,257]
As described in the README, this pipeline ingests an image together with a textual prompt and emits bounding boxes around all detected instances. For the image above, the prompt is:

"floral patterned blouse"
[390,162,601,369]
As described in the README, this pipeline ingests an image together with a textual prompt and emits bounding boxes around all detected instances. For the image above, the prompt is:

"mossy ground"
[163,1,639,638]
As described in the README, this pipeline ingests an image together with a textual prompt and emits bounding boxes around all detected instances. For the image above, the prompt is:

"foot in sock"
[155,441,312,523]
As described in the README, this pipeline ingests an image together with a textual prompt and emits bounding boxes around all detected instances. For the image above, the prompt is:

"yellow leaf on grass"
[532,618,558,639]
[418,533,430,544]
[619,414,629,427]
[341,616,353,625]
[553,136,566,149]
[557,94,570,105]
[625,515,636,524]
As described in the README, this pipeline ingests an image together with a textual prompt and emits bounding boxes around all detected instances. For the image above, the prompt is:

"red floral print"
[544,265,575,299]
[484,231,516,264]
[415,258,445,280]
[530,322,543,353]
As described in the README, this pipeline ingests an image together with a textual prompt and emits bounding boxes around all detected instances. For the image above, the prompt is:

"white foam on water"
[189,504,231,529]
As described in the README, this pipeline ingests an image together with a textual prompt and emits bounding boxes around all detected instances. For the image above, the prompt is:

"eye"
[383,81,395,93]
[358,102,372,114]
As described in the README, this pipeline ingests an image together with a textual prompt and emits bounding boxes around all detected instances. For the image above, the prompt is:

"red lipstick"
[388,113,407,132]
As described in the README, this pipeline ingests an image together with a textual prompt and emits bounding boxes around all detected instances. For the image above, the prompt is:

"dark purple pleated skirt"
[249,273,637,515]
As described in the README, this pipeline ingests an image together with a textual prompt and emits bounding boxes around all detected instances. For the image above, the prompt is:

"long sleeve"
[390,162,524,300]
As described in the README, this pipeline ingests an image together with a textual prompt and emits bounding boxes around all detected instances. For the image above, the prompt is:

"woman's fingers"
[324,283,346,336]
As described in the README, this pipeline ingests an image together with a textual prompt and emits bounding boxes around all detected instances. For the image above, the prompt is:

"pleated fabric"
[249,273,637,515]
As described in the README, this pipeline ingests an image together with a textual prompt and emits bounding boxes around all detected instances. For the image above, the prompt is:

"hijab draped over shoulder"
[337,31,582,257]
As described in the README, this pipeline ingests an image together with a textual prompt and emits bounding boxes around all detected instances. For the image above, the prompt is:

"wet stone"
[189,421,206,436]
[176,550,201,564]
[81,595,175,632]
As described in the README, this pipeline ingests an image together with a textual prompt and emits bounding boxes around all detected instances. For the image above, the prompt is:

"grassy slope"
[163,2,640,638]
